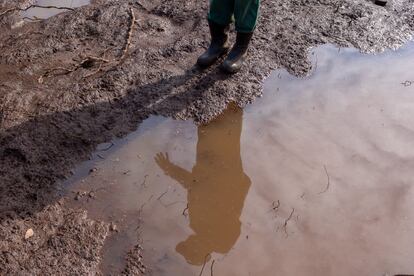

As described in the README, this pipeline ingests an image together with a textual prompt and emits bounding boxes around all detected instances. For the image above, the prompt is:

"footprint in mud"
[155,104,251,266]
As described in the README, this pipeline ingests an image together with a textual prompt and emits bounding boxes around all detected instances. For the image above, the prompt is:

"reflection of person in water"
[155,105,251,266]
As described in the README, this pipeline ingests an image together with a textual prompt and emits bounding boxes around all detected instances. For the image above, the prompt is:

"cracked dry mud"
[1,0,414,274]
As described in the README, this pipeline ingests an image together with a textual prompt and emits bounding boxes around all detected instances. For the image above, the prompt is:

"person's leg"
[221,0,259,73]
[208,0,235,27]
[197,0,235,68]
[234,0,260,33]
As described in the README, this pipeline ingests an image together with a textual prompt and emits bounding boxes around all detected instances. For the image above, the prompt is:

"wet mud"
[68,43,414,275]
[1,0,414,274]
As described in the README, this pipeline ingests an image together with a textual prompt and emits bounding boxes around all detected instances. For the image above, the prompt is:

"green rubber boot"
[197,20,230,68]
[221,32,253,74]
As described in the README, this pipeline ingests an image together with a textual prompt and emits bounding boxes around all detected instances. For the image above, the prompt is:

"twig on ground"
[119,7,136,62]
[0,8,16,17]
[38,67,75,83]
[39,56,110,83]
[83,7,136,78]
[34,8,135,82]
[83,49,113,78]
[318,165,330,194]
[83,56,110,63]
[83,59,105,78]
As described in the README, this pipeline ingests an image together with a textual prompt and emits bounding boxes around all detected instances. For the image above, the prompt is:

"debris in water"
[269,200,280,212]
[198,253,211,276]
[182,204,189,217]
[210,259,216,276]
[318,165,331,194]
[401,80,414,87]
[278,208,295,238]
[97,142,115,152]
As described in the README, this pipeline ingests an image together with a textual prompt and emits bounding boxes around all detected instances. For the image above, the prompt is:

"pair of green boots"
[197,20,253,74]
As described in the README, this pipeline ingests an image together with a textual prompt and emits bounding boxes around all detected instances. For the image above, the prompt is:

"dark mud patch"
[1,0,414,274]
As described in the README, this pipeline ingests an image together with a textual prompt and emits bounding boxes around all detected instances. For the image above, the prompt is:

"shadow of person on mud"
[155,104,251,266]
[0,65,232,222]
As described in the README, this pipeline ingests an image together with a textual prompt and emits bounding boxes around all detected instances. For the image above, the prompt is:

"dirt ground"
[0,0,414,274]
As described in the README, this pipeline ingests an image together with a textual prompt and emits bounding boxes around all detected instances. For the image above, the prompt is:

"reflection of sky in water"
[22,0,90,19]
[148,42,414,275]
[249,42,414,125]
[239,43,414,275]
[68,42,414,276]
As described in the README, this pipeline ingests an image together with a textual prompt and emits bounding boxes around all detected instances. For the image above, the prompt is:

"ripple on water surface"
[66,42,414,276]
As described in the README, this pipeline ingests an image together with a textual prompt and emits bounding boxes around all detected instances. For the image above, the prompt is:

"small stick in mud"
[210,259,216,276]
[22,16,43,22]
[0,8,17,17]
[83,7,136,78]
[279,208,295,238]
[38,56,110,83]
[318,165,331,194]
[199,254,211,276]
[97,154,105,160]
[36,8,134,82]
[38,67,75,83]
[118,7,136,63]
[157,189,169,201]
[0,5,75,17]
[140,175,149,188]
[83,50,113,78]
[182,203,189,217]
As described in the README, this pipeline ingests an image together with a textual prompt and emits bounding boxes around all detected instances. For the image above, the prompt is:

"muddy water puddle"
[21,0,90,19]
[66,43,414,276]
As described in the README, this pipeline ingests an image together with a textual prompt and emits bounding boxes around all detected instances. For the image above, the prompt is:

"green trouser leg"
[208,0,260,33]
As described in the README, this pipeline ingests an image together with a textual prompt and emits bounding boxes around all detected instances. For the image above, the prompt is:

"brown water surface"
[66,43,414,276]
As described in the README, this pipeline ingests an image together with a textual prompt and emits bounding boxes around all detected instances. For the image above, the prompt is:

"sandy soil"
[1,0,414,274]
